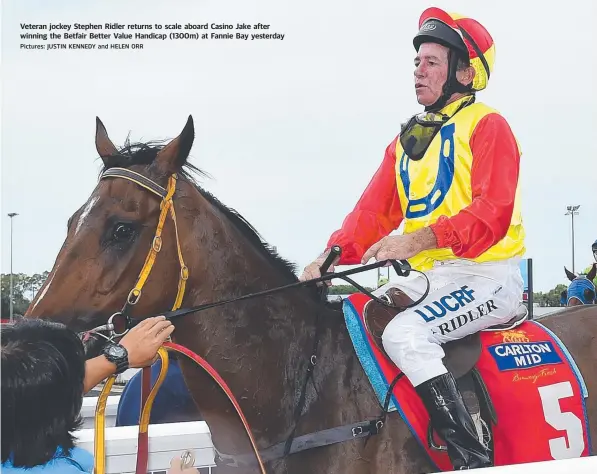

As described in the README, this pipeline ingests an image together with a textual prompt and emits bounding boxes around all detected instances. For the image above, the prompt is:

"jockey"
[300,7,525,470]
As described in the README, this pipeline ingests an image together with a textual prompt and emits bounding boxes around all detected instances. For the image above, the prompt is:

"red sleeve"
[429,113,520,258]
[326,137,404,264]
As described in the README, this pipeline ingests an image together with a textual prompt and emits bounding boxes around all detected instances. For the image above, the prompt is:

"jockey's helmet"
[592,239,597,260]
[413,7,495,109]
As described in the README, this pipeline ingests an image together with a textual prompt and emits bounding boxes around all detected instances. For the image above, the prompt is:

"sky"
[1,0,596,293]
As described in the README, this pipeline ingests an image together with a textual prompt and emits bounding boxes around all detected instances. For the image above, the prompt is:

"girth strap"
[214,418,384,468]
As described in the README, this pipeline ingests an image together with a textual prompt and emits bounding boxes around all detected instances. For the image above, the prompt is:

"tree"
[328,284,374,295]
[533,284,568,307]
[0,271,50,318]
[1,273,32,317]
[23,271,50,301]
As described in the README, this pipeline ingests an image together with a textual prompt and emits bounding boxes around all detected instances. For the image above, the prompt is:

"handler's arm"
[83,316,175,393]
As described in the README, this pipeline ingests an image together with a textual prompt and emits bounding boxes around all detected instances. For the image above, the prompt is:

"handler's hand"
[298,250,339,286]
[166,456,199,474]
[119,316,174,368]
[167,454,199,473]
[361,235,420,265]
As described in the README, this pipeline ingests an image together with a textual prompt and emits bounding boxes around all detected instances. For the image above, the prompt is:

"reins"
[116,256,429,330]
[89,166,430,474]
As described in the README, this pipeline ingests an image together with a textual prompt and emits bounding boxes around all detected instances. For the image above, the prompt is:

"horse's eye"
[112,223,136,242]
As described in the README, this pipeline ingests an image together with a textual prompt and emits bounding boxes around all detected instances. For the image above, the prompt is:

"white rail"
[79,396,216,472]
[74,422,216,473]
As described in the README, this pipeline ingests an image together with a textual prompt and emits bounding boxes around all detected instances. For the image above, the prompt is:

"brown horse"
[25,117,597,473]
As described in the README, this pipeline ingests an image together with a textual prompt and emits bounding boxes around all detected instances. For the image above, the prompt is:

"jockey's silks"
[327,95,526,271]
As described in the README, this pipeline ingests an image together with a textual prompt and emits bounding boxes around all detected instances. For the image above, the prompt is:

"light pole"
[565,205,580,274]
[8,213,18,322]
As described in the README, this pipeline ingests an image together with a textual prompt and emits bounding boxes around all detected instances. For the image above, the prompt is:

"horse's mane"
[99,138,302,284]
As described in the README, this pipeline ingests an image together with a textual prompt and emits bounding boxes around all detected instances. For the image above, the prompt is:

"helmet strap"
[425,49,473,112]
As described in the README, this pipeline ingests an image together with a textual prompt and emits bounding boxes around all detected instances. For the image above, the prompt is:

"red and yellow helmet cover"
[419,7,495,91]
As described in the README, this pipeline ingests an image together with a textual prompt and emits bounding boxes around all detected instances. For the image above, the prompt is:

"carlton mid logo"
[488,341,563,371]
[414,285,475,322]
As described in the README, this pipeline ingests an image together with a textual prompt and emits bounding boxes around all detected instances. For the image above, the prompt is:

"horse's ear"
[564,266,577,282]
[155,115,195,174]
[587,263,597,282]
[95,117,119,166]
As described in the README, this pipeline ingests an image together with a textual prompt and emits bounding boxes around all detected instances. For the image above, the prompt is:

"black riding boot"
[415,373,492,470]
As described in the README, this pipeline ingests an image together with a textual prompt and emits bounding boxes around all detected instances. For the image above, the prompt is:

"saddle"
[363,287,528,379]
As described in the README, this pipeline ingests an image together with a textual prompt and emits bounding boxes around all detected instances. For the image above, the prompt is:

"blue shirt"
[1,447,93,473]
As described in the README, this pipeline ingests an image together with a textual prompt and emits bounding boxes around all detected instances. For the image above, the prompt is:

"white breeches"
[378,257,525,387]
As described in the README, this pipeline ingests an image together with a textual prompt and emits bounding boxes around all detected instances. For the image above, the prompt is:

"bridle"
[89,166,430,474]
[98,167,189,336]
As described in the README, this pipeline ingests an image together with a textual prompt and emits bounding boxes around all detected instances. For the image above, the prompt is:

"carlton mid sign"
[488,341,563,371]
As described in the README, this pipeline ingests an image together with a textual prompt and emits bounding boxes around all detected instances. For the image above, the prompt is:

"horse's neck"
[177,193,342,453]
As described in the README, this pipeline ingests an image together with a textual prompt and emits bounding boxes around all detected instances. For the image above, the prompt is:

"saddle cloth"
[343,293,591,470]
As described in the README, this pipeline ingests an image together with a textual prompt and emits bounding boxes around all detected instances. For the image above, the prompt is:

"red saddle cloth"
[343,293,591,471]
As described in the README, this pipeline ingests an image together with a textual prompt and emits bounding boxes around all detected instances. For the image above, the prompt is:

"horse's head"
[25,116,198,333]
[563,265,596,306]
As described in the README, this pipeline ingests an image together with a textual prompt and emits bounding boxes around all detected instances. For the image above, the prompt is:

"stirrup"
[428,414,491,453]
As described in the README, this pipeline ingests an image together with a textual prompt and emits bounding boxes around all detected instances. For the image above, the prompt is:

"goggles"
[399,96,474,161]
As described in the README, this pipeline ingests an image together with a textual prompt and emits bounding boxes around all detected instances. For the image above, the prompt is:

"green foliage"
[0,271,49,318]
[328,284,374,295]
[532,284,568,307]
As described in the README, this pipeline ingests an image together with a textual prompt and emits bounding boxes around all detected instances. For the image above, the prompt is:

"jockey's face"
[414,42,475,107]
[414,42,450,107]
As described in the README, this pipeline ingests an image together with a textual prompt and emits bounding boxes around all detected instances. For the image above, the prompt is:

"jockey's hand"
[119,316,174,368]
[298,250,339,287]
[361,234,421,265]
